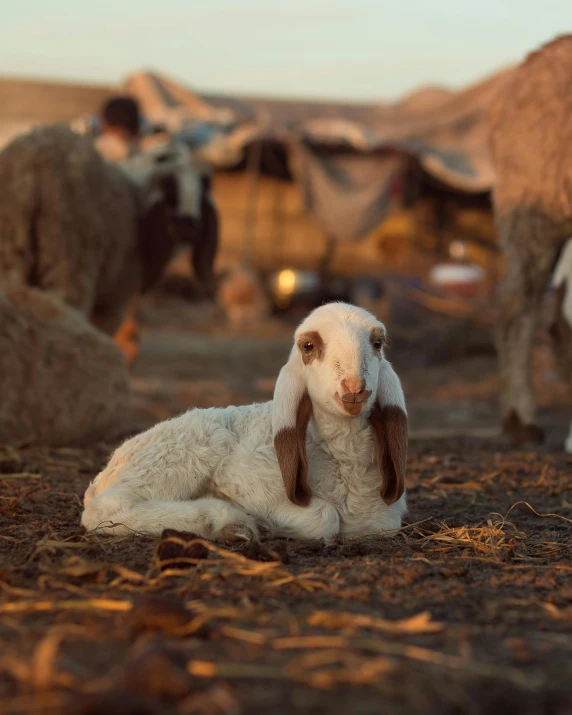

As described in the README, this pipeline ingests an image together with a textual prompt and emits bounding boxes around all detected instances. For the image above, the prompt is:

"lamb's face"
[294,303,386,419]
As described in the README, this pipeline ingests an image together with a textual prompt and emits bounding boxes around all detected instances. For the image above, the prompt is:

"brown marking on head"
[274,391,313,506]
[369,404,408,505]
[297,330,325,365]
[502,409,545,446]
[370,327,386,358]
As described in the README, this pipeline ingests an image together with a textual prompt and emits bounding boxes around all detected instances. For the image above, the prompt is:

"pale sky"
[1,0,571,101]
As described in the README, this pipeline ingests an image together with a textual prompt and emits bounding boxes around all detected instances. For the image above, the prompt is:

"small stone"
[117,646,194,700]
[156,529,209,571]
[0,446,22,473]
[128,595,191,634]
[240,541,277,563]
[503,637,534,664]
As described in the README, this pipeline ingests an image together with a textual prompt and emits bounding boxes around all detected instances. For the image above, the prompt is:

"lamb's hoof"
[221,523,258,545]
[502,410,545,446]
[254,518,272,541]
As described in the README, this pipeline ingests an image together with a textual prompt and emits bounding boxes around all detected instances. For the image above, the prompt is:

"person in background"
[93,96,144,364]
[91,95,220,365]
[94,96,142,163]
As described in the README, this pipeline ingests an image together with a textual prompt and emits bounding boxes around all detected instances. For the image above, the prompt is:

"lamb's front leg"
[270,497,340,540]
[82,492,268,543]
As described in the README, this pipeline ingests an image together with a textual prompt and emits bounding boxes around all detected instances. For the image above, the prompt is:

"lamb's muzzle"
[82,302,408,541]
[336,384,371,416]
[341,376,366,396]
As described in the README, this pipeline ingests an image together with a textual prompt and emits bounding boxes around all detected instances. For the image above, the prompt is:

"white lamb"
[81,303,408,541]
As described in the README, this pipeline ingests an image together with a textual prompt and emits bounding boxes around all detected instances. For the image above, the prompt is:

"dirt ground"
[1,295,571,715]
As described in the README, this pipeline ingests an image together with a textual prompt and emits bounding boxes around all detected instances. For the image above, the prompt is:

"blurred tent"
[122,72,238,129]
[0,67,512,278]
[0,67,514,199]
[119,68,513,193]
[115,69,512,250]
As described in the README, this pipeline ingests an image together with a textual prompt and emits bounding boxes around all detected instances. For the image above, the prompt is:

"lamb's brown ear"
[369,403,408,505]
[272,357,313,506]
[370,359,408,505]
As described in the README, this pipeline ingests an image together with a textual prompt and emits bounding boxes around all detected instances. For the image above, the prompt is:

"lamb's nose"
[341,376,366,395]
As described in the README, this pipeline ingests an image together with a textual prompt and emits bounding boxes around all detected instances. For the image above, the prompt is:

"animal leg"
[82,493,262,543]
[496,210,562,445]
[270,497,340,540]
[191,189,218,300]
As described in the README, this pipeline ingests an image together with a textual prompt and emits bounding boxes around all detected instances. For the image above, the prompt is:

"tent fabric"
[114,68,517,242]
[121,68,513,194]
[122,72,236,129]
[291,143,407,242]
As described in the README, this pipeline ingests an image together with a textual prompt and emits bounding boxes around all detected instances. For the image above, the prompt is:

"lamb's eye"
[373,339,383,351]
[303,342,314,352]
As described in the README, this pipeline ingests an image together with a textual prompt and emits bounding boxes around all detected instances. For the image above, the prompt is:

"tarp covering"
[115,69,516,242]
[122,72,236,128]
[120,68,514,194]
[0,67,513,198]
[291,143,407,241]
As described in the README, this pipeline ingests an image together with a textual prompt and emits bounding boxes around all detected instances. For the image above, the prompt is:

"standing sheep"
[0,125,218,364]
[489,35,572,449]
